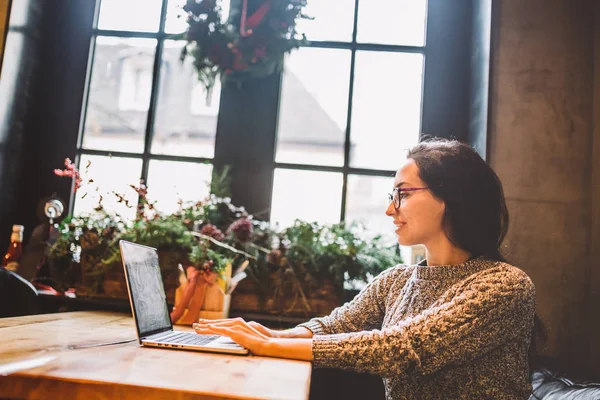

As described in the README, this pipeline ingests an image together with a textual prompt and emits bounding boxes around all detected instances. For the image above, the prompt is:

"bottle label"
[10,232,22,242]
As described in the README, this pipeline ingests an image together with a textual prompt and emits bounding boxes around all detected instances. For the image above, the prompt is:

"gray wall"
[489,0,599,374]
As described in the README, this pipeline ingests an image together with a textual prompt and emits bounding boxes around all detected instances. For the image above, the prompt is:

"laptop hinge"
[141,327,172,340]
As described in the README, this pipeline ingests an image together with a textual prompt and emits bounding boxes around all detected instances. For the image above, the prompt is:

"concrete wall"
[488,0,599,374]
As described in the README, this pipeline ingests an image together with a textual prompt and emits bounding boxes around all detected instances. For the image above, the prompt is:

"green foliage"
[48,205,238,294]
[48,213,126,291]
[181,0,311,90]
[210,165,233,199]
[177,195,249,234]
[47,191,400,295]
[280,220,402,287]
[107,213,233,274]
[189,245,229,276]
[118,216,196,255]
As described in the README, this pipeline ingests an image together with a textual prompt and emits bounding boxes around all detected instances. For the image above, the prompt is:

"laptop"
[119,240,249,355]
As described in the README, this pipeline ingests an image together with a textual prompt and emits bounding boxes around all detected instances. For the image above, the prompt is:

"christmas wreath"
[180,0,310,90]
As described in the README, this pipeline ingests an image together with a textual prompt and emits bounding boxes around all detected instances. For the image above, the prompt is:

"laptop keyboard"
[153,332,219,346]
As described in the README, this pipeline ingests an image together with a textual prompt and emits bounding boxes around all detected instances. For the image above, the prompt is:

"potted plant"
[227,219,402,317]
[46,159,402,318]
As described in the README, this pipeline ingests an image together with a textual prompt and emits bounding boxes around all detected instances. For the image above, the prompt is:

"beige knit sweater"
[298,257,536,400]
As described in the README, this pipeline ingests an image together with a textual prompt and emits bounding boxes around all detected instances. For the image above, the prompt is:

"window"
[118,52,154,111]
[189,80,221,117]
[271,0,428,260]
[75,0,428,264]
[75,0,221,217]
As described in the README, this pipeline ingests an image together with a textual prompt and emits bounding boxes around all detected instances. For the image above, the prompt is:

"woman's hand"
[194,317,275,356]
[195,318,314,361]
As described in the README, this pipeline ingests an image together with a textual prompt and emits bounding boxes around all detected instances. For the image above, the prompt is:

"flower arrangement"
[48,160,235,294]
[48,213,125,293]
[180,0,311,90]
[47,158,402,316]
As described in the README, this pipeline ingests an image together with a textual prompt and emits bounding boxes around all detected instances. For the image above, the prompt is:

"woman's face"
[385,159,446,246]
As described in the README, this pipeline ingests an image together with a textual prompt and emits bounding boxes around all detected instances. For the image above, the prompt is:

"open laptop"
[119,240,249,355]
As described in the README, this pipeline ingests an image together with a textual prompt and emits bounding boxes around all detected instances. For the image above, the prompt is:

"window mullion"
[76,36,97,153]
[71,0,102,214]
[140,0,169,187]
[340,0,361,223]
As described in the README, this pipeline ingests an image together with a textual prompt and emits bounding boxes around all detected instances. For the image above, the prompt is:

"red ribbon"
[240,0,272,37]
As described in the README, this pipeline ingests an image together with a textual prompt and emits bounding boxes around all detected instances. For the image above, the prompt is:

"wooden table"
[0,311,312,400]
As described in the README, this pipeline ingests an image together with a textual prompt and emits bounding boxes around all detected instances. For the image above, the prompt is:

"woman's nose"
[385,201,395,216]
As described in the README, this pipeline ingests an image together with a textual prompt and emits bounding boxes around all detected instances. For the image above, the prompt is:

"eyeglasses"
[387,187,428,209]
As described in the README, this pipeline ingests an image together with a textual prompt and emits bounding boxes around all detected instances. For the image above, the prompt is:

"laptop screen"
[120,241,172,338]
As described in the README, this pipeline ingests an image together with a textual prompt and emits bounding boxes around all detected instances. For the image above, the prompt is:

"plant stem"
[191,231,257,261]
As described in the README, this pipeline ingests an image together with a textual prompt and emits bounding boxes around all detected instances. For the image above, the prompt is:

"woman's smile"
[393,220,407,234]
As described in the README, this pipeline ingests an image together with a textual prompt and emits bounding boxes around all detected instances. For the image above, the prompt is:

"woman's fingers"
[247,321,275,337]
[196,317,242,325]
[194,324,231,335]
[194,320,269,339]
[197,317,242,324]
[194,324,268,355]
[195,325,241,343]
[196,318,272,338]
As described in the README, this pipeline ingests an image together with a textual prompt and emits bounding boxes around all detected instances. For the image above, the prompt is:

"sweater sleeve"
[296,265,412,336]
[309,267,535,378]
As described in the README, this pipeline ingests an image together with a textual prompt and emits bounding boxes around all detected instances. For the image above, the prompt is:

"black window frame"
[72,0,217,213]
[2,0,491,248]
[270,0,427,223]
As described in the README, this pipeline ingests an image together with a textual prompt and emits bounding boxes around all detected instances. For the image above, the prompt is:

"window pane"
[270,169,342,227]
[146,160,213,215]
[357,0,427,46]
[345,175,395,243]
[151,41,218,158]
[165,0,231,34]
[73,155,143,221]
[345,174,413,265]
[81,37,157,153]
[296,0,355,42]
[97,0,163,32]
[349,51,423,170]
[276,48,351,167]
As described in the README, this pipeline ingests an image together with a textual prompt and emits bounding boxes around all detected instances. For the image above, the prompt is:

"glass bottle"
[3,225,24,272]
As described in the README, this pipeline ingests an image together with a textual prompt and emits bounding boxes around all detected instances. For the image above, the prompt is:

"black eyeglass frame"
[387,187,428,209]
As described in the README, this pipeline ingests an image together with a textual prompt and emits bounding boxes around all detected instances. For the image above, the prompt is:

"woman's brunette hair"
[407,138,544,378]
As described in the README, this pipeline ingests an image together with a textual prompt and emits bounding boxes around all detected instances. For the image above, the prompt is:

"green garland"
[180,0,311,90]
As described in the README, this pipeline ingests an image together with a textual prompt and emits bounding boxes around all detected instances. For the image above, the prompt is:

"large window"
[75,0,219,216]
[75,0,427,262]
[271,0,427,258]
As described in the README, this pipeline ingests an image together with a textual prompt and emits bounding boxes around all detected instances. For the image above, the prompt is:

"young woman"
[195,139,536,400]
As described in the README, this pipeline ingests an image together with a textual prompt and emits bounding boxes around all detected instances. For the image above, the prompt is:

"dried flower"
[113,192,130,207]
[80,231,100,250]
[129,180,148,199]
[54,158,83,192]
[267,249,282,265]
[129,179,152,219]
[228,217,253,243]
[101,226,116,239]
[198,259,214,273]
[200,224,225,241]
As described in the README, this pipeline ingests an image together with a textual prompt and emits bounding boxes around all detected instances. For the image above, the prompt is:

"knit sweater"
[297,257,536,400]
